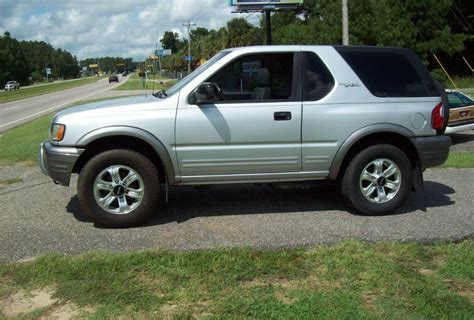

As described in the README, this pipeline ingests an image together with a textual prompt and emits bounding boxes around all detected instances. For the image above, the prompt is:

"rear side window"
[337,48,438,97]
[303,52,335,101]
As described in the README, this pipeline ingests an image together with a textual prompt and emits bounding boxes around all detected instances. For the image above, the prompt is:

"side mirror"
[189,82,216,105]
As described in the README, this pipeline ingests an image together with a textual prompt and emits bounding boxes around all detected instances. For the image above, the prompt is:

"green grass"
[0,96,138,165]
[447,76,474,89]
[0,241,472,318]
[0,77,102,104]
[129,72,169,80]
[115,78,177,90]
[0,115,51,165]
[441,152,474,168]
[0,177,23,185]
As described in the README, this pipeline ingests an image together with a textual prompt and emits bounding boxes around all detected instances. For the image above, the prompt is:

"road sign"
[184,55,194,61]
[156,49,172,57]
[89,64,98,68]
[45,68,52,75]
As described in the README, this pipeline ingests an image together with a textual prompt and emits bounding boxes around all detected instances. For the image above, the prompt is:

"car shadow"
[66,180,455,228]
[449,131,474,146]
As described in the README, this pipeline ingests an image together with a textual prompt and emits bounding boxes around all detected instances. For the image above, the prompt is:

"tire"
[78,149,160,228]
[341,144,413,215]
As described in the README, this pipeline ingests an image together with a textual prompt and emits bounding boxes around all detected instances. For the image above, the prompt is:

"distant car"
[445,89,474,134]
[108,75,119,83]
[122,71,129,77]
[4,81,20,91]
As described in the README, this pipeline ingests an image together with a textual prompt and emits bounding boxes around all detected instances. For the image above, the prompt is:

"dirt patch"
[418,268,435,275]
[42,303,80,319]
[0,287,57,317]
[160,303,180,317]
[274,290,296,305]
[444,279,474,302]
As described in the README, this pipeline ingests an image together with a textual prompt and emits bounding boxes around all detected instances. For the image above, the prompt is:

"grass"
[115,78,177,90]
[0,96,138,166]
[0,115,51,165]
[0,240,472,318]
[441,152,474,168]
[0,177,23,185]
[0,77,102,104]
[446,76,474,89]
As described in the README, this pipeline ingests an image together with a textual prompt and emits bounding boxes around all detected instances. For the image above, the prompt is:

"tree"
[161,31,180,53]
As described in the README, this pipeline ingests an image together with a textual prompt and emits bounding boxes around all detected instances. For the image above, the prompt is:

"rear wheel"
[78,149,160,227]
[341,144,413,215]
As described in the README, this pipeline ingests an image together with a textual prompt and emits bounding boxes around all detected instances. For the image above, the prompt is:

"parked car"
[4,80,20,91]
[108,75,119,83]
[39,45,451,228]
[445,89,474,134]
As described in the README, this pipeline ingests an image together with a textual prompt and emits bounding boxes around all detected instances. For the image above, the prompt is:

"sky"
[0,0,259,61]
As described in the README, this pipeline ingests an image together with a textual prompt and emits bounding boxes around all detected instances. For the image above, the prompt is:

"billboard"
[231,0,303,5]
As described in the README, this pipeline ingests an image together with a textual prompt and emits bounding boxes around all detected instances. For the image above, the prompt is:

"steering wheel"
[212,82,225,101]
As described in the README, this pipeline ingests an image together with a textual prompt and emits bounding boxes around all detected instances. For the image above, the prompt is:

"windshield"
[164,51,230,97]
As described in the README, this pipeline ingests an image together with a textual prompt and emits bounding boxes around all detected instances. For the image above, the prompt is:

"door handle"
[274,112,292,121]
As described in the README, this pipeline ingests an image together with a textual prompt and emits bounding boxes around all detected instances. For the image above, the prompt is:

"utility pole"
[342,0,349,45]
[265,10,272,45]
[183,20,196,74]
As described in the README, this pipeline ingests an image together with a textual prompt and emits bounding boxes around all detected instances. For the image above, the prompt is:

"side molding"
[328,124,415,180]
[77,126,177,184]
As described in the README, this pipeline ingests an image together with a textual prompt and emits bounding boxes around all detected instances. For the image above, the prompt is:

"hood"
[56,95,159,118]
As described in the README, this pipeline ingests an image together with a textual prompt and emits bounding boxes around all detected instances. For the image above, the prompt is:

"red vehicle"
[108,75,119,83]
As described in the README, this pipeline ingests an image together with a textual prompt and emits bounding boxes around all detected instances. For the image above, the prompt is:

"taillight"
[431,102,444,130]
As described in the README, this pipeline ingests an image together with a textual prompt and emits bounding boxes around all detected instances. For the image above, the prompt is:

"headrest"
[256,68,271,87]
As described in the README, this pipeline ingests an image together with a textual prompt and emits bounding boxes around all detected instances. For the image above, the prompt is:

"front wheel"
[341,144,413,215]
[78,149,160,227]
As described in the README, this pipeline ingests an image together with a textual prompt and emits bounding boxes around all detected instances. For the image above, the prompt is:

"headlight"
[50,124,66,142]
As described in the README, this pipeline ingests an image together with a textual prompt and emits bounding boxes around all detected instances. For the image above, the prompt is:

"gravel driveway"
[0,165,472,263]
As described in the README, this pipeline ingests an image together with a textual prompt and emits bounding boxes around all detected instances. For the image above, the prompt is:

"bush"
[430,69,448,85]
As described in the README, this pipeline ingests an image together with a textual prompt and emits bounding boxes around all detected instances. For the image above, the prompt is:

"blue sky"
[0,0,259,61]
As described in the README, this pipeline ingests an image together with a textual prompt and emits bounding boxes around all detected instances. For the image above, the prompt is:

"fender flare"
[328,123,415,180]
[77,126,177,184]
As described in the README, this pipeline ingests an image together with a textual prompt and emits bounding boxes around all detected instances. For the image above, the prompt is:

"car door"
[175,51,302,182]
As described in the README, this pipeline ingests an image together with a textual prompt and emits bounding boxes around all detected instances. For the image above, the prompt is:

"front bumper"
[410,135,451,169]
[38,141,85,186]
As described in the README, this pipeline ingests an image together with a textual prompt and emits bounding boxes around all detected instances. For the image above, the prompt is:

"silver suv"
[4,80,20,91]
[39,45,451,227]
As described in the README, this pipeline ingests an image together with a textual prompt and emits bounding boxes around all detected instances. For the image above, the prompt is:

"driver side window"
[208,52,295,102]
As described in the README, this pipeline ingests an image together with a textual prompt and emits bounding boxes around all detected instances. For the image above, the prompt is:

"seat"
[252,68,272,100]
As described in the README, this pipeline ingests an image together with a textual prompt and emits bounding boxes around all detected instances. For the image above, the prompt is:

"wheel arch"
[73,126,176,184]
[328,124,419,180]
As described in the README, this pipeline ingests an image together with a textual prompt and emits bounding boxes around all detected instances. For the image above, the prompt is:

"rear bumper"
[445,122,474,134]
[410,135,451,169]
[38,141,84,186]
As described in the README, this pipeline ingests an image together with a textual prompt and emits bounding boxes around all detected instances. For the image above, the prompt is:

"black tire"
[78,149,160,228]
[340,144,413,215]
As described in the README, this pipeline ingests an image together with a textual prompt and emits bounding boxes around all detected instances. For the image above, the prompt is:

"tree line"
[79,57,135,74]
[0,31,79,86]
[158,0,472,77]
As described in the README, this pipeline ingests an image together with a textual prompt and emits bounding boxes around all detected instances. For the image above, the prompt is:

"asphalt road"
[0,166,472,263]
[0,77,125,133]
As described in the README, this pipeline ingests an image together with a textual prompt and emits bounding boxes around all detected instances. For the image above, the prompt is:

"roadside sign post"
[45,68,52,82]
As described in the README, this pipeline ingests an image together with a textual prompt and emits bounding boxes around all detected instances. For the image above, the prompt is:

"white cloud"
[0,0,257,61]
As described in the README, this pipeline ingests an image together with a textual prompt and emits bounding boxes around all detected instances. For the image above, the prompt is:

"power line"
[451,2,473,33]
